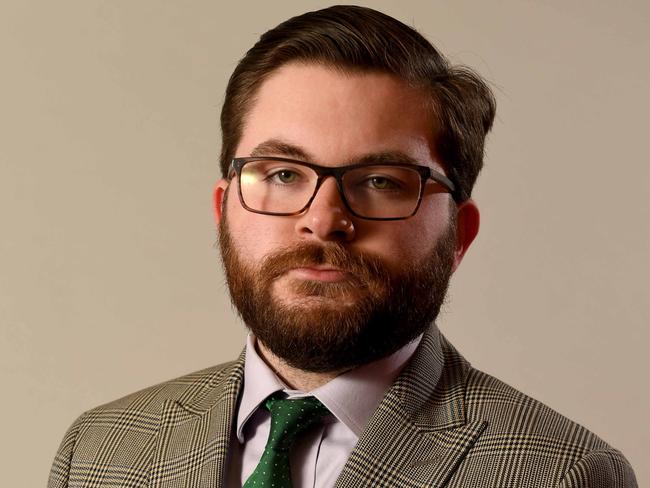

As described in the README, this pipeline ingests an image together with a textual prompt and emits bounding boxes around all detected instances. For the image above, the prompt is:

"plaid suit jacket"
[49,326,637,487]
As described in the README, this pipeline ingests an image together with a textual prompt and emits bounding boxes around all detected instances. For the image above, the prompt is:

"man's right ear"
[213,179,230,227]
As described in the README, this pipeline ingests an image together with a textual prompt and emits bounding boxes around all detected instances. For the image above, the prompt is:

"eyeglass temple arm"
[428,170,462,202]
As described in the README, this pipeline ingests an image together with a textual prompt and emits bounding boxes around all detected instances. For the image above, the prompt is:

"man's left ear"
[452,198,480,273]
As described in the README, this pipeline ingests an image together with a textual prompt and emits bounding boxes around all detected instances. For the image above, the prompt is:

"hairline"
[225,59,441,174]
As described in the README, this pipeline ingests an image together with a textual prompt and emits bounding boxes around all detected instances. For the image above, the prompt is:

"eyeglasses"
[229,156,458,221]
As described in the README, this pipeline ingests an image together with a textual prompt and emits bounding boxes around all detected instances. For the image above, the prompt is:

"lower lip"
[289,267,349,282]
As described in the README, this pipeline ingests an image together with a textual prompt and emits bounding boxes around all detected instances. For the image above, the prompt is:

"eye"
[268,168,300,184]
[366,175,400,190]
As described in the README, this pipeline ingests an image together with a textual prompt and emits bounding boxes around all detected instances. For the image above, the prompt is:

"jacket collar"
[333,325,488,488]
[149,350,245,488]
[148,324,487,488]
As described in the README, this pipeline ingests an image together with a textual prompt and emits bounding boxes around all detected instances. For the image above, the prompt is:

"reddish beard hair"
[218,206,457,373]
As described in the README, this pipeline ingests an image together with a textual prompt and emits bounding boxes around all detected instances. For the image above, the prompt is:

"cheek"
[354,224,431,271]
[225,196,295,261]
[355,203,450,267]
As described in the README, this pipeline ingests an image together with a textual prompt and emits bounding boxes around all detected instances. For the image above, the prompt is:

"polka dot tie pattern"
[242,395,329,488]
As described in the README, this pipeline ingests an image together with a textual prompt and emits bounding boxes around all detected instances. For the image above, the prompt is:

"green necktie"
[243,395,329,488]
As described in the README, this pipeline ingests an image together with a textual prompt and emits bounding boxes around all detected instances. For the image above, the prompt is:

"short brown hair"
[219,5,496,202]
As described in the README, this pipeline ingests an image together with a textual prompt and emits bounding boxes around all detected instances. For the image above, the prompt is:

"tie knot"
[263,396,329,452]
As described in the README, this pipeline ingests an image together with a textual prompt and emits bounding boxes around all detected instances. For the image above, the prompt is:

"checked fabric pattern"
[48,325,637,487]
[243,395,329,487]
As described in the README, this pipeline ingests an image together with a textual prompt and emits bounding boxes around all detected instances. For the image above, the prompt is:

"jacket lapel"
[149,352,245,488]
[335,326,487,488]
[147,326,485,488]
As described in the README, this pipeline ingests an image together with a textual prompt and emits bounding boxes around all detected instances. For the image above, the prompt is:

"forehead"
[236,63,441,170]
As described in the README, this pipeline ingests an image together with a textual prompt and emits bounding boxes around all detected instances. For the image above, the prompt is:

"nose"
[294,177,356,242]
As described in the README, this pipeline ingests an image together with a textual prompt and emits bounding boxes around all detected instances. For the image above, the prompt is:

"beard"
[218,210,457,373]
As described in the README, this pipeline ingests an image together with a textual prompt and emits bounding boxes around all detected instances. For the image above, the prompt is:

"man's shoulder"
[464,366,608,449]
[49,359,244,488]
[458,365,635,485]
[434,335,613,453]
[73,358,242,432]
[420,334,637,486]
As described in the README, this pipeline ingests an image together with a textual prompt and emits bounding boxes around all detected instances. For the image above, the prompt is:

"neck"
[255,340,348,392]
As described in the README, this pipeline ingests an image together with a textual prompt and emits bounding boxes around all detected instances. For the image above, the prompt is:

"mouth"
[287,266,352,283]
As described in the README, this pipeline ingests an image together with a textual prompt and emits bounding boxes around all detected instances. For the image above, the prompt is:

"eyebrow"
[352,151,420,167]
[250,139,315,161]
[249,138,423,167]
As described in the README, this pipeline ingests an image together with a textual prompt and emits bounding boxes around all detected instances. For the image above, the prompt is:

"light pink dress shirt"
[226,334,422,488]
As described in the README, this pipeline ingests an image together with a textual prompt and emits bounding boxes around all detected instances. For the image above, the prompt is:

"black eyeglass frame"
[229,156,459,221]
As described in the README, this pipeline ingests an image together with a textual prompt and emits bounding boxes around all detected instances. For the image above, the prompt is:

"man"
[49,5,637,487]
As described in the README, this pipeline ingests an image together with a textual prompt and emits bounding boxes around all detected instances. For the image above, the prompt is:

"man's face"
[215,63,475,372]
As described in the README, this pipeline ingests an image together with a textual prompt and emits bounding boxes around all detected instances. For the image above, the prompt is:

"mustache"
[259,242,389,285]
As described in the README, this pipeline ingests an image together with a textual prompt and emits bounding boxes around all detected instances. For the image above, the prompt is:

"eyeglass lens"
[239,159,422,218]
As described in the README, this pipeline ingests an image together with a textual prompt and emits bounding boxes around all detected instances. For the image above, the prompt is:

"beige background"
[1,1,648,486]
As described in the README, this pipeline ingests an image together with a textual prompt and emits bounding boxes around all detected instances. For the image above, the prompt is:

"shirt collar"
[236,334,287,442]
[236,333,422,441]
